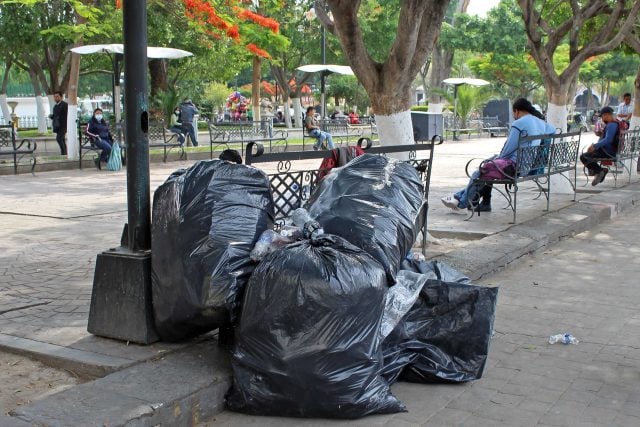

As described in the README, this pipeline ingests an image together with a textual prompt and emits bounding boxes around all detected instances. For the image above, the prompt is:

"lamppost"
[305,7,328,118]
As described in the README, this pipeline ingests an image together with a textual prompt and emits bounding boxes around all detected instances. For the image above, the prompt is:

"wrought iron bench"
[0,124,37,175]
[302,119,363,150]
[208,120,288,158]
[148,120,185,162]
[580,127,640,188]
[78,121,125,169]
[244,135,443,255]
[481,116,509,137]
[465,131,581,223]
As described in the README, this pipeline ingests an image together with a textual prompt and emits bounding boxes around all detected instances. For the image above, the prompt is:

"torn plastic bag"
[306,154,425,282]
[151,160,274,342]
[379,270,428,339]
[382,273,498,384]
[400,259,472,284]
[226,234,405,419]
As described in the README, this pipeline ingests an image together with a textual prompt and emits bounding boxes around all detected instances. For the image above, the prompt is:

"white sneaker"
[441,195,459,210]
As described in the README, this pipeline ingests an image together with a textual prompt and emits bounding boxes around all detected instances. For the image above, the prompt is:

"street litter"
[549,333,579,345]
[307,154,425,283]
[151,160,274,341]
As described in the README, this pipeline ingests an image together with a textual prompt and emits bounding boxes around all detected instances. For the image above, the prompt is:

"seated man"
[616,93,632,125]
[442,98,555,212]
[305,106,335,151]
[580,106,620,186]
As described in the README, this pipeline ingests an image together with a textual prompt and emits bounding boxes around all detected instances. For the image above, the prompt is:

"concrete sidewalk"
[1,135,639,425]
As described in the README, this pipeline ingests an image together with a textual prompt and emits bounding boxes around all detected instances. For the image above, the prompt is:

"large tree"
[316,0,451,146]
[518,0,640,131]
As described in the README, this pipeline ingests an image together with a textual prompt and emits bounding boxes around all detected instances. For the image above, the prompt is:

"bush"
[411,105,429,112]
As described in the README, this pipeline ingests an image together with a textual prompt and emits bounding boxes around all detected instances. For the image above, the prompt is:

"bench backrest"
[481,116,502,127]
[515,131,580,177]
[209,120,273,141]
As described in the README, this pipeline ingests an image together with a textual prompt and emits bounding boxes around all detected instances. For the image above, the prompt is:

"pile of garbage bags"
[150,155,499,419]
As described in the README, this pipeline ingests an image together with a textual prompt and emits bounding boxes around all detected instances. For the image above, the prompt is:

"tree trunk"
[321,0,451,145]
[66,51,81,160]
[148,59,168,97]
[281,93,292,128]
[291,97,303,128]
[252,56,261,122]
[631,65,640,133]
[36,95,48,134]
[428,46,452,113]
[0,62,11,122]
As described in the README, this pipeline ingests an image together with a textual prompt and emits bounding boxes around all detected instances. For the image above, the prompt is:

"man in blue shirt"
[179,98,199,146]
[580,106,619,186]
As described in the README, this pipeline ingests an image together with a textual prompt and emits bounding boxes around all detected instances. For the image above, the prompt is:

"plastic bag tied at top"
[306,154,425,283]
[226,234,405,419]
[151,160,274,342]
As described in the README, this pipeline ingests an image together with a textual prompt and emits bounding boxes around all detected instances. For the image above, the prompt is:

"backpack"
[612,119,629,152]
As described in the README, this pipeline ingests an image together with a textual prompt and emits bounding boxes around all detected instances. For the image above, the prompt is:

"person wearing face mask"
[86,108,113,168]
[169,106,185,145]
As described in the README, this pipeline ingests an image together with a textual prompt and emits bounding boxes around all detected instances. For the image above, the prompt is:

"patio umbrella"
[443,77,490,140]
[296,64,354,118]
[70,44,193,121]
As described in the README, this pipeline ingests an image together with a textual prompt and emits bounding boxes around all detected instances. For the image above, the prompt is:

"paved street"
[207,198,640,427]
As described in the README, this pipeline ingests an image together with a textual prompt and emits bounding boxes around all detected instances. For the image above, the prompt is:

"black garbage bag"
[400,258,472,284]
[151,160,274,342]
[382,262,498,384]
[226,234,405,419]
[306,154,425,282]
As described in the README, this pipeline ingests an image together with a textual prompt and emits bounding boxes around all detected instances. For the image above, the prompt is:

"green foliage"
[201,81,231,113]
[410,105,429,112]
[151,87,184,121]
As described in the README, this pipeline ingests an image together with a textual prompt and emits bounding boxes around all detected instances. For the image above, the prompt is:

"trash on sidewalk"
[382,260,498,384]
[226,234,406,419]
[151,160,274,342]
[548,333,579,345]
[307,154,425,283]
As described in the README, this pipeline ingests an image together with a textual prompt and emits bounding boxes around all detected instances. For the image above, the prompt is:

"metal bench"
[481,116,509,137]
[78,121,125,169]
[243,134,443,255]
[208,120,288,158]
[580,127,640,187]
[0,124,37,175]
[302,119,363,150]
[466,131,581,223]
[148,121,185,162]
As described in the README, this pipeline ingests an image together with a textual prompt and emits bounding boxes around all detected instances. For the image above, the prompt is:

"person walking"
[50,91,68,155]
[179,98,199,146]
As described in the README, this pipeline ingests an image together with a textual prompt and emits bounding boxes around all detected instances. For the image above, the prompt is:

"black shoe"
[93,157,101,170]
[592,168,608,186]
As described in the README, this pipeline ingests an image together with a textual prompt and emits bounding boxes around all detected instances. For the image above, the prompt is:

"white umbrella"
[443,77,490,140]
[71,44,193,59]
[70,44,193,120]
[297,64,355,117]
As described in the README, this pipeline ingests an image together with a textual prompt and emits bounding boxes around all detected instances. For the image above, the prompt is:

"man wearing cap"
[580,106,619,186]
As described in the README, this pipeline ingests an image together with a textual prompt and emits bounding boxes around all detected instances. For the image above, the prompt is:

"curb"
[3,182,639,426]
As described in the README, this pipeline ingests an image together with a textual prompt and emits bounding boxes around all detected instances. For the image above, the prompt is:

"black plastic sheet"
[306,154,425,282]
[226,235,405,418]
[151,160,274,342]
[382,261,498,384]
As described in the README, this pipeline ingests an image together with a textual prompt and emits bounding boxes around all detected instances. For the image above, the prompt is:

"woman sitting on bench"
[86,108,113,169]
[441,98,555,212]
[305,106,335,151]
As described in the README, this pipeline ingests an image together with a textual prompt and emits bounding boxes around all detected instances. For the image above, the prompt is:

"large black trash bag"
[400,259,472,284]
[226,234,406,419]
[306,154,425,282]
[151,160,274,342]
[382,263,498,384]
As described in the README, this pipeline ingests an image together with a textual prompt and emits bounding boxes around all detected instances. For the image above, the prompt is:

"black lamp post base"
[87,247,158,345]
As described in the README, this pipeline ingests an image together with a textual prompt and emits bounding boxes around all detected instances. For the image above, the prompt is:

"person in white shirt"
[617,93,632,124]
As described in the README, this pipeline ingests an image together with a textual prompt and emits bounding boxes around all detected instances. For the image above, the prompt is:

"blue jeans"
[181,122,198,146]
[310,129,335,149]
[94,138,112,162]
[454,170,483,209]
[169,126,185,145]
